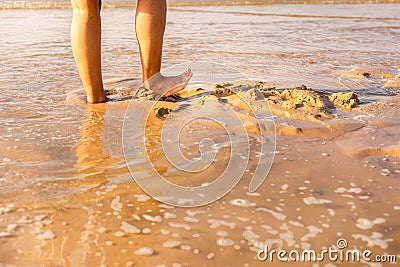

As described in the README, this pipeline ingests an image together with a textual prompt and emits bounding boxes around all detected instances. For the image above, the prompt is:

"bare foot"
[144,68,193,97]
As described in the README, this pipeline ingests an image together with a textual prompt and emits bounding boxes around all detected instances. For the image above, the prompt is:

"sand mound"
[329,92,360,109]
[264,87,333,118]
[212,82,360,119]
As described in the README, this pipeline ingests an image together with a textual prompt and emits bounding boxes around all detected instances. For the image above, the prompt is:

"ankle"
[86,93,107,103]
[142,68,161,82]
[143,72,163,87]
[87,98,107,104]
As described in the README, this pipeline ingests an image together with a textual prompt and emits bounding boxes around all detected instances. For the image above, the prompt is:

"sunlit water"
[1,2,400,266]
[1,2,400,201]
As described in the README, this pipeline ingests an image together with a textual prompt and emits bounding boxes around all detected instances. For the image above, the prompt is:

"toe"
[182,68,193,82]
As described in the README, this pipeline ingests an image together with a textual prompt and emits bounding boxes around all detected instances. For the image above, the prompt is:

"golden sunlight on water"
[0,2,399,266]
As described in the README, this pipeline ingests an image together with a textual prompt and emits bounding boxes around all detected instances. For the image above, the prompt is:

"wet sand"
[1,2,400,266]
[1,77,399,266]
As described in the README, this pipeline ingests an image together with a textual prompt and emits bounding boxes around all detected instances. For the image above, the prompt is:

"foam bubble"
[217,237,234,247]
[207,219,236,229]
[184,216,199,223]
[163,240,181,248]
[0,207,12,215]
[348,187,362,194]
[180,245,191,251]
[134,194,151,202]
[7,224,18,232]
[303,196,332,205]
[236,216,250,222]
[216,230,228,237]
[334,188,347,193]
[121,221,140,234]
[242,226,260,246]
[247,191,262,197]
[207,252,215,259]
[356,218,386,230]
[111,196,123,212]
[134,247,154,255]
[114,231,125,237]
[132,214,141,220]
[186,210,205,217]
[37,229,55,240]
[230,199,256,207]
[158,204,173,209]
[352,232,393,249]
[0,232,12,237]
[289,220,304,227]
[164,212,177,219]
[300,226,323,242]
[142,214,162,223]
[142,228,152,234]
[255,207,286,221]
[327,209,336,216]
[168,222,191,230]
[172,233,180,238]
[160,229,170,235]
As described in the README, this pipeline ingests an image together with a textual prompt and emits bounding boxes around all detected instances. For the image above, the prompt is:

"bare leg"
[71,0,107,103]
[135,0,192,96]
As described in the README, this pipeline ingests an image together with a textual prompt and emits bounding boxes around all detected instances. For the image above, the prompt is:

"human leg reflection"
[74,104,109,186]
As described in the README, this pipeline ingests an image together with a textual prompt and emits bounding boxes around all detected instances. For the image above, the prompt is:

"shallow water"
[1,2,400,266]
[2,0,400,9]
[1,3,399,199]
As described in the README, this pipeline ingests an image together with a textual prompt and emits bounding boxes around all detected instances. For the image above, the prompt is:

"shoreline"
[2,1,400,10]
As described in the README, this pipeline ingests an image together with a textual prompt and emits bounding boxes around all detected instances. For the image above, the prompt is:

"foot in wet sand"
[144,68,192,97]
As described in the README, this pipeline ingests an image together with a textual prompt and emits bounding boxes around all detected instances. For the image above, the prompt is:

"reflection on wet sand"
[74,104,109,187]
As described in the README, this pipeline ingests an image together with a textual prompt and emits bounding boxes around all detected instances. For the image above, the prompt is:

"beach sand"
[1,76,399,266]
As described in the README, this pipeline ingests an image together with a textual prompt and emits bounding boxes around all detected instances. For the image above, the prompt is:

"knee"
[71,0,101,14]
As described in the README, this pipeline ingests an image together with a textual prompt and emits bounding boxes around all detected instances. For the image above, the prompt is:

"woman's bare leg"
[71,0,107,103]
[135,0,192,96]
